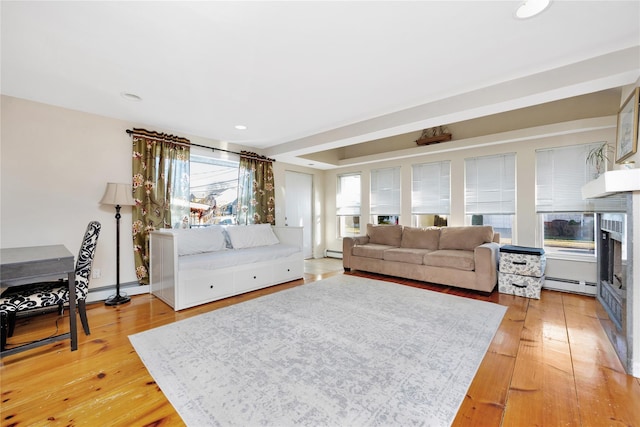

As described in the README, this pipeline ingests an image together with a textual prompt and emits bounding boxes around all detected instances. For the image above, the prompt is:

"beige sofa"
[343,224,501,293]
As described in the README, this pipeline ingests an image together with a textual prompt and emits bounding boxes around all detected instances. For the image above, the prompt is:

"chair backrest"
[74,221,101,300]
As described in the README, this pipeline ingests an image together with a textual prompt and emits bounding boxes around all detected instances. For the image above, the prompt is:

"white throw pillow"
[226,224,280,249]
[173,226,227,256]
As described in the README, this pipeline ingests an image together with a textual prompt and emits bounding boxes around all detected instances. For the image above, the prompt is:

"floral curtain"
[237,151,275,225]
[131,128,190,285]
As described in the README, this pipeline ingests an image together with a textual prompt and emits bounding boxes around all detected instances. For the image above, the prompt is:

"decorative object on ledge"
[586,142,613,177]
[615,87,638,164]
[100,182,135,306]
[416,126,452,146]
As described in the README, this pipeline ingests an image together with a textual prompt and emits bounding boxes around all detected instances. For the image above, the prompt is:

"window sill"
[543,252,596,263]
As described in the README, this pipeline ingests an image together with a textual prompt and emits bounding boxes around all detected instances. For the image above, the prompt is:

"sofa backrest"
[438,225,495,251]
[366,224,403,247]
[400,227,441,250]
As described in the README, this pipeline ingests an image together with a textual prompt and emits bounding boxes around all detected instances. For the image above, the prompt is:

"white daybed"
[150,224,304,311]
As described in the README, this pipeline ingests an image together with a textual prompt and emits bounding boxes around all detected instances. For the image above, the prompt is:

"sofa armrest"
[474,242,500,292]
[342,235,369,270]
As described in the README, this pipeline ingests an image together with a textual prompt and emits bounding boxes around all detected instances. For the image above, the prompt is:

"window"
[189,152,240,227]
[337,173,361,237]
[370,167,400,225]
[465,153,515,243]
[412,161,450,227]
[536,143,625,256]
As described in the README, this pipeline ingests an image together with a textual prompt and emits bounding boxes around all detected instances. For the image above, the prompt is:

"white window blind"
[336,173,361,215]
[370,167,401,215]
[465,153,516,215]
[412,161,450,214]
[536,143,626,213]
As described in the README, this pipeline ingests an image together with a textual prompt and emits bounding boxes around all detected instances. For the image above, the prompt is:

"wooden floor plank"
[2,260,639,426]
[502,291,582,427]
[562,293,640,426]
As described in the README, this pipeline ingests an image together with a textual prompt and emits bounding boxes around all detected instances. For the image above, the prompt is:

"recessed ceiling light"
[121,92,142,102]
[515,0,551,19]
[234,125,247,130]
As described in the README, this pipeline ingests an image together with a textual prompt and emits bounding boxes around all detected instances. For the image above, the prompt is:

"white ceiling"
[2,1,639,169]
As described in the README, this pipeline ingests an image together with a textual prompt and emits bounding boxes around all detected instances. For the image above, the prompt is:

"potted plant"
[586,142,612,177]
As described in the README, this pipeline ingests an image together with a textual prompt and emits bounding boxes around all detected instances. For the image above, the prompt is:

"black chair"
[0,221,101,348]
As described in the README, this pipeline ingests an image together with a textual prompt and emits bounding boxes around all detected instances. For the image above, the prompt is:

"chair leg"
[7,311,16,337]
[78,300,90,335]
[1,312,7,351]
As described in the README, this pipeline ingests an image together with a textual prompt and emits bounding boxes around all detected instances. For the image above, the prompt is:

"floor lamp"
[100,182,135,306]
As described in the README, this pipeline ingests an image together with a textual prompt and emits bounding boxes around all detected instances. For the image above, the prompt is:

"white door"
[285,171,313,259]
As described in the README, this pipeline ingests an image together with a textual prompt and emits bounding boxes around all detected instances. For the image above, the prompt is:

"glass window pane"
[190,153,239,227]
[466,214,513,244]
[412,214,448,227]
[541,213,595,256]
[338,215,361,238]
[372,215,399,225]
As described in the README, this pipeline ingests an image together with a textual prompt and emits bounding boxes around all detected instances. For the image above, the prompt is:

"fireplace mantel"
[582,169,640,199]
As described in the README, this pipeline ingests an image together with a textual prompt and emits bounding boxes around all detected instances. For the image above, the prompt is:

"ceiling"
[2,1,639,169]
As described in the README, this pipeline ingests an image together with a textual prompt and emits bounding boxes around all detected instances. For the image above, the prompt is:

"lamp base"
[105,293,131,306]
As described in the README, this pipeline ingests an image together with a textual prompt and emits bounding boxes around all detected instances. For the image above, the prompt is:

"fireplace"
[597,213,628,363]
[583,168,639,377]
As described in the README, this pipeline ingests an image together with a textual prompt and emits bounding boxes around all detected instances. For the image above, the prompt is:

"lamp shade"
[100,182,135,206]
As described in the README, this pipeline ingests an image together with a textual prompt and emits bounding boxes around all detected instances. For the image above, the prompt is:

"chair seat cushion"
[0,282,65,312]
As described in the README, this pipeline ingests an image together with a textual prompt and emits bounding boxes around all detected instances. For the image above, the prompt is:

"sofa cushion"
[172,226,227,256]
[424,250,475,271]
[352,244,395,260]
[367,224,403,247]
[226,224,280,249]
[438,226,494,251]
[384,248,432,265]
[400,227,440,250]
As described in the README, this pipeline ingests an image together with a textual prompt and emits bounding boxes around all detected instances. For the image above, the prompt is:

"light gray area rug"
[129,275,506,426]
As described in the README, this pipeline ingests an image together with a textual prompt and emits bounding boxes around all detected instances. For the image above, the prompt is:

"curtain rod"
[125,129,275,162]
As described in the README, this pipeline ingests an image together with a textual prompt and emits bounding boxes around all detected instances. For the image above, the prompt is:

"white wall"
[323,116,618,286]
[1,96,138,290]
[0,95,318,294]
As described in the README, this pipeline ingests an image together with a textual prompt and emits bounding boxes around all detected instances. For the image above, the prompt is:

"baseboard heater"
[543,277,597,295]
[325,249,343,259]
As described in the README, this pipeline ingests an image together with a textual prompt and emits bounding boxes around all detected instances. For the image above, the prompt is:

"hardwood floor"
[1,258,639,426]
